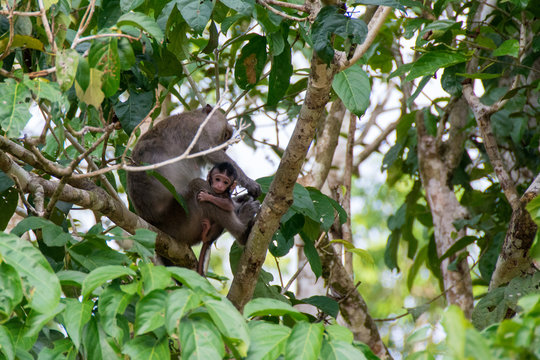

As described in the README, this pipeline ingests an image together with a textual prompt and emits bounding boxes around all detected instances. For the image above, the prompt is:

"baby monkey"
[197,162,239,274]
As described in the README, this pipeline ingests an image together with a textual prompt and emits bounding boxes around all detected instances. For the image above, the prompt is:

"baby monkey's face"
[210,171,236,194]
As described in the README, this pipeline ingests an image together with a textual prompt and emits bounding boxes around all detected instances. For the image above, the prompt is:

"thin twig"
[182,62,207,107]
[257,0,307,22]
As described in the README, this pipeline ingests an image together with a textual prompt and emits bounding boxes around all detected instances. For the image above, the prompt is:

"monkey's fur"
[126,106,261,263]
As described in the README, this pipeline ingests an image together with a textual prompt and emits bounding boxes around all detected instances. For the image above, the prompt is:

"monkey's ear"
[202,104,213,114]
[231,181,237,192]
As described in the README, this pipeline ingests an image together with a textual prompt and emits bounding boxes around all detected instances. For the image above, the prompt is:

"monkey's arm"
[198,192,235,212]
[204,152,262,198]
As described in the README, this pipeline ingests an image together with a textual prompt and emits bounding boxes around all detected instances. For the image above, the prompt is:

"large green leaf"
[301,295,339,318]
[332,64,371,116]
[81,265,136,298]
[404,51,469,82]
[74,68,105,108]
[167,267,218,296]
[220,0,254,16]
[83,317,122,360]
[0,79,32,138]
[123,336,170,360]
[134,289,167,335]
[492,39,519,58]
[24,303,64,338]
[0,325,15,360]
[267,37,293,106]
[285,322,324,360]
[61,298,93,349]
[244,298,307,321]
[165,288,200,334]
[235,35,268,90]
[88,38,120,97]
[176,0,213,34]
[117,12,164,42]
[113,90,155,135]
[179,317,225,360]
[320,339,368,360]
[0,233,60,314]
[312,6,367,65]
[205,298,250,356]
[0,262,23,320]
[98,284,133,339]
[247,321,291,360]
[140,262,172,294]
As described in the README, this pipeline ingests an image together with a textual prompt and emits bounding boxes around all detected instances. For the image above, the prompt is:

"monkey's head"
[208,162,237,195]
[200,106,233,145]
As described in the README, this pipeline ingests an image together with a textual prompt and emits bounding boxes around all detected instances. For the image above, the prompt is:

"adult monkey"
[126,105,261,266]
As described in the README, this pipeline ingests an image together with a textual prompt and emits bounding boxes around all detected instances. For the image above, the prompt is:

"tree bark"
[416,107,474,318]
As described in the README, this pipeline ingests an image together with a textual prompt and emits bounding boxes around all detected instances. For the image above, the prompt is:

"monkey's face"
[209,171,236,195]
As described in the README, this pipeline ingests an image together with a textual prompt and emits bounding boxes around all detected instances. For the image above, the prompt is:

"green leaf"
[140,262,172,294]
[320,339,367,360]
[205,298,250,356]
[291,184,319,221]
[129,229,156,260]
[0,233,61,314]
[307,188,339,231]
[123,336,170,360]
[384,231,400,271]
[83,317,121,360]
[332,64,371,116]
[57,270,87,287]
[38,339,77,360]
[0,78,32,138]
[303,236,322,278]
[311,6,367,65]
[351,0,401,7]
[285,322,324,360]
[0,325,15,360]
[404,51,469,82]
[81,265,136,298]
[88,38,120,97]
[113,90,155,135]
[165,288,200,334]
[0,188,17,231]
[167,267,218,295]
[176,0,213,34]
[347,247,375,268]
[220,0,255,16]
[23,78,62,103]
[0,262,23,319]
[0,35,44,53]
[24,303,64,338]
[98,284,133,339]
[74,68,105,109]
[247,321,291,360]
[134,289,167,335]
[61,298,93,349]
[117,38,135,70]
[325,324,354,343]
[179,317,225,359]
[439,236,477,261]
[407,246,427,291]
[235,35,268,90]
[267,37,292,106]
[492,39,519,58]
[117,12,164,42]
[455,72,502,80]
[244,298,307,321]
[301,295,339,318]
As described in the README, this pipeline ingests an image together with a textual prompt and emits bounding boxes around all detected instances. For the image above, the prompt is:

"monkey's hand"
[245,180,262,199]
[198,191,212,202]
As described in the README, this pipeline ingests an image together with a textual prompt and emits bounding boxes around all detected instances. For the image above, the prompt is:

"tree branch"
[462,82,520,211]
